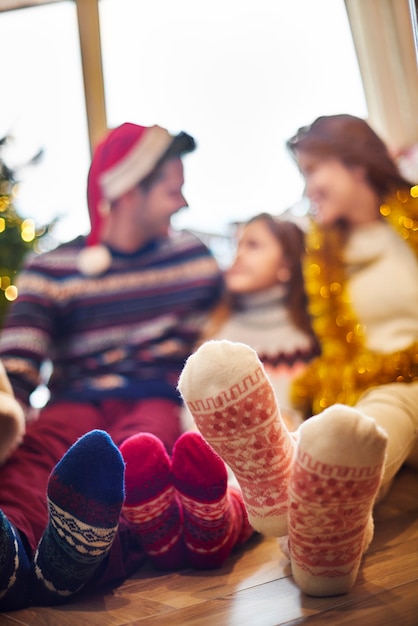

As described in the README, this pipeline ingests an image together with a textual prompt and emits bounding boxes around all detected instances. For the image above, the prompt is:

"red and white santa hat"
[78,122,194,275]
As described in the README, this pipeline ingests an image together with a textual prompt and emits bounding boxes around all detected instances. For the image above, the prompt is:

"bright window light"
[100,0,367,234]
[0,0,367,244]
[0,1,90,243]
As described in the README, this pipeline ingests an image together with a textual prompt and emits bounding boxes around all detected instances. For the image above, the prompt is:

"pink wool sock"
[178,340,295,536]
[171,431,253,569]
[288,405,387,596]
[119,433,185,570]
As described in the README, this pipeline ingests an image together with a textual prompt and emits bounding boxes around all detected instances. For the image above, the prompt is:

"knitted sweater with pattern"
[211,286,320,427]
[0,230,222,409]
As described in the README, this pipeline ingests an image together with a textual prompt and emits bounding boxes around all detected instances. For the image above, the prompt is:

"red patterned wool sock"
[172,431,254,569]
[288,404,387,597]
[120,433,185,570]
[178,340,296,536]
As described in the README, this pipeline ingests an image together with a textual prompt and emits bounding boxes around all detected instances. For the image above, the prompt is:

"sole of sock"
[288,405,387,596]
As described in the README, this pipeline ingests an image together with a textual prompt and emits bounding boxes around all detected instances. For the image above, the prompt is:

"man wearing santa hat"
[0,122,224,609]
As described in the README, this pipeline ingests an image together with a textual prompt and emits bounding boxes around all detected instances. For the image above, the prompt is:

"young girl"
[178,114,418,598]
[200,213,319,430]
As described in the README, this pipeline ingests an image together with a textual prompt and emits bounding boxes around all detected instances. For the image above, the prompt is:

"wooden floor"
[1,466,417,626]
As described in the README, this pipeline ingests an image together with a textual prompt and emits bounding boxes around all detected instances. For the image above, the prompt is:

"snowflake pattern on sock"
[32,430,124,603]
[123,486,182,557]
[185,365,294,535]
[120,432,185,569]
[288,448,383,580]
[179,492,234,555]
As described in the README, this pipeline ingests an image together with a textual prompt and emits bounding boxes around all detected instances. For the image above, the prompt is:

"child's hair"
[200,213,315,342]
[246,213,313,335]
[287,114,412,198]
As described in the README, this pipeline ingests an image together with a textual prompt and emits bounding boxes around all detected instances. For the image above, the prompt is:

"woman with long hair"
[179,114,418,598]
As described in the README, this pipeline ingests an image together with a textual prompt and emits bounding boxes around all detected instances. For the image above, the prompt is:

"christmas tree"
[0,135,54,328]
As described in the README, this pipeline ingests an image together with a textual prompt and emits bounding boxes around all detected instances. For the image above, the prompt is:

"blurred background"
[0,0,416,253]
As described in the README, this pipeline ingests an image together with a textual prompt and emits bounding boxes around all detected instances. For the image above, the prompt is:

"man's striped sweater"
[0,230,222,408]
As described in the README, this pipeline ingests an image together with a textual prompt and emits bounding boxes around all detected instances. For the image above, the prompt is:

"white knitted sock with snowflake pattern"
[288,404,387,597]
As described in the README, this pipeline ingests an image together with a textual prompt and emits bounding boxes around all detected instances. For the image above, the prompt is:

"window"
[0,1,90,243]
[1,0,366,244]
[100,0,367,235]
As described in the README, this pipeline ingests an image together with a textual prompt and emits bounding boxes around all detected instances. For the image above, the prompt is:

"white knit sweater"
[345,221,418,353]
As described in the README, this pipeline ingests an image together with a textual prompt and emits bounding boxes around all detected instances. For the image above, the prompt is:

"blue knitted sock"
[32,430,125,606]
[0,509,31,611]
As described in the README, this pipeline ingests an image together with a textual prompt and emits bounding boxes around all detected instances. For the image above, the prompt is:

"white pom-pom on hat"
[77,243,113,277]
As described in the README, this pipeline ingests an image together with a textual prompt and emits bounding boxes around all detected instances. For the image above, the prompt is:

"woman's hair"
[287,114,411,198]
[201,213,315,342]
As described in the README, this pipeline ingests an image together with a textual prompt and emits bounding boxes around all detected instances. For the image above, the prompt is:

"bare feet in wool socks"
[288,405,387,596]
[178,340,295,536]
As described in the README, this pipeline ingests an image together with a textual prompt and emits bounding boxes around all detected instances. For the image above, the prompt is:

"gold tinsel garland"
[291,188,418,418]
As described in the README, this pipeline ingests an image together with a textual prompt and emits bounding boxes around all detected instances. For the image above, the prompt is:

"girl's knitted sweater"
[211,285,320,427]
